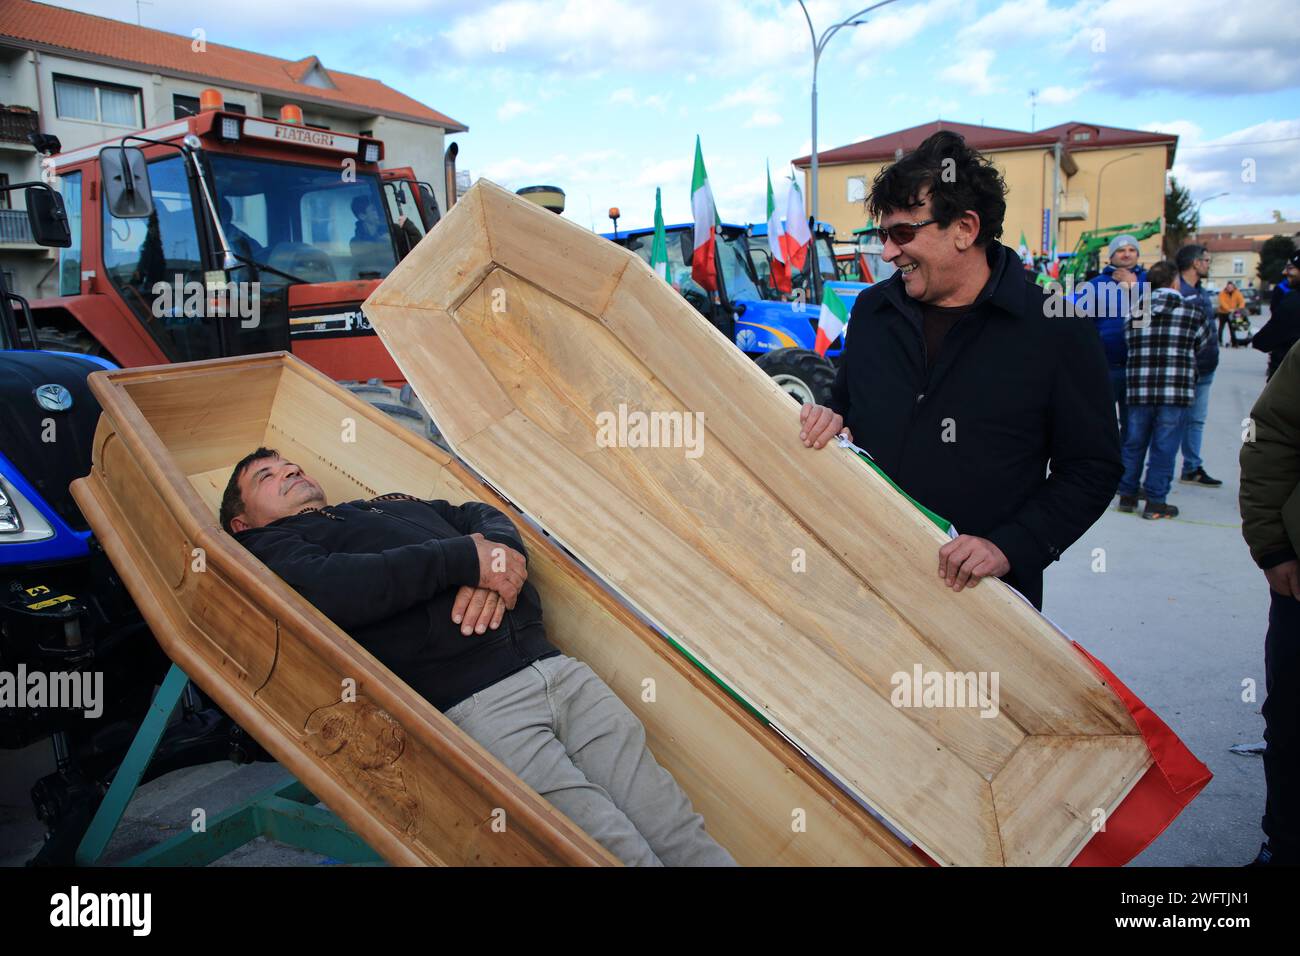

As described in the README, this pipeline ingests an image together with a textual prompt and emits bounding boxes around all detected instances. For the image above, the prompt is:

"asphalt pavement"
[1044,330,1274,867]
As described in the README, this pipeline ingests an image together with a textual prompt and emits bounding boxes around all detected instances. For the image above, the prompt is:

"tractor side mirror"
[100,146,154,219]
[25,187,71,248]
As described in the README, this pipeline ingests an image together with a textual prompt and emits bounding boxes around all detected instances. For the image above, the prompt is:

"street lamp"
[1193,191,1229,225]
[1094,151,1141,232]
[798,0,902,229]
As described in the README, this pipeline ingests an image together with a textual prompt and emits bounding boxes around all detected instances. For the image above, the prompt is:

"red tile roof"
[793,119,1176,167]
[1199,237,1260,253]
[0,0,467,131]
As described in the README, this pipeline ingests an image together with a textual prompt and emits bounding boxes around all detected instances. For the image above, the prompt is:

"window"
[1233,258,1244,275]
[58,171,82,296]
[174,94,200,119]
[0,172,9,210]
[1072,131,1091,141]
[102,156,216,361]
[174,95,246,119]
[208,153,397,282]
[54,76,141,126]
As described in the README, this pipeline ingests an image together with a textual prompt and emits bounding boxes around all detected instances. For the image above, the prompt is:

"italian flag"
[766,162,792,294]
[815,285,849,356]
[691,136,719,292]
[1018,230,1032,267]
[650,187,670,282]
[782,174,812,272]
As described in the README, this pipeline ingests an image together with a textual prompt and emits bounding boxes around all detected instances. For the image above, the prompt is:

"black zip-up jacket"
[1253,288,1300,381]
[236,494,558,710]
[829,242,1122,608]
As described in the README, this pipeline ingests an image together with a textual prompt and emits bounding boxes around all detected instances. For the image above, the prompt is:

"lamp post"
[1193,191,1229,225]
[797,0,902,229]
[1094,151,1141,232]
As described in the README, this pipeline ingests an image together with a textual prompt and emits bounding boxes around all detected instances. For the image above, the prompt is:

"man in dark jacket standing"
[1254,251,1300,381]
[220,449,734,867]
[1240,345,1300,865]
[798,131,1121,609]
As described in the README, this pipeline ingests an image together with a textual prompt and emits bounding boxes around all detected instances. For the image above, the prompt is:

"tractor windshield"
[208,154,398,284]
[718,230,763,301]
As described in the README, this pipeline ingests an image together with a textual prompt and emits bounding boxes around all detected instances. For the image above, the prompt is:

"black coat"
[1253,289,1300,380]
[829,242,1122,608]
[236,495,557,710]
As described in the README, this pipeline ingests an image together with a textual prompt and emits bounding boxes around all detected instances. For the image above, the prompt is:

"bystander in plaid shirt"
[1125,286,1213,406]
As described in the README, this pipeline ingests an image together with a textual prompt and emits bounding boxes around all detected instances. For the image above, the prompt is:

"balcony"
[0,106,39,150]
[1059,192,1090,222]
[0,208,41,249]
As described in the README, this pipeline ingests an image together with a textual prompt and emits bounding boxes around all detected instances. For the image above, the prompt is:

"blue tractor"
[748,218,871,320]
[0,176,260,865]
[603,221,865,406]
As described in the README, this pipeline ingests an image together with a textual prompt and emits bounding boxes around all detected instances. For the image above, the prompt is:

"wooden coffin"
[70,352,918,866]
[363,179,1158,867]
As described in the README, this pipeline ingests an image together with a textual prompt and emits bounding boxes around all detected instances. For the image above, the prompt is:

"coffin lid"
[364,179,1160,866]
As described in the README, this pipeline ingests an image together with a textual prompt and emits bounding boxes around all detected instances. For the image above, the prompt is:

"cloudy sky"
[52,0,1300,232]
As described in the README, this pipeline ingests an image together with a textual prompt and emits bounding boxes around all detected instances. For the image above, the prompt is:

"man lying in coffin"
[220,448,734,867]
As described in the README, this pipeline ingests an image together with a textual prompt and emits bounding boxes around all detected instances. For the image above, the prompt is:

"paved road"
[1044,337,1273,867]
[0,323,1282,867]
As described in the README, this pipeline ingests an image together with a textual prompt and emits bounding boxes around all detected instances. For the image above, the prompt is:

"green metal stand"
[75,662,383,866]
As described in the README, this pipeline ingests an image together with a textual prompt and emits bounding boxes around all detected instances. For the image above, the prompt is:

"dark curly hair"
[219,447,279,534]
[867,130,1007,247]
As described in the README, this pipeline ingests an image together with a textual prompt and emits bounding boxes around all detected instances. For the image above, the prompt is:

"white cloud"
[958,0,1076,43]
[1148,118,1300,224]
[1073,0,1300,95]
[938,49,999,96]
[1036,84,1091,106]
[607,88,669,112]
[634,157,693,190]
[482,149,625,189]
[496,100,530,121]
[847,0,965,53]
[743,109,783,129]
[438,0,811,75]
[711,79,777,111]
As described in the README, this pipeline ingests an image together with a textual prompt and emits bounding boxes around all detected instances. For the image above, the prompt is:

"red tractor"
[28,94,449,437]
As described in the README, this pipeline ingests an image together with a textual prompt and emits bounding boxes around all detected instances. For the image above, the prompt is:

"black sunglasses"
[861,218,938,246]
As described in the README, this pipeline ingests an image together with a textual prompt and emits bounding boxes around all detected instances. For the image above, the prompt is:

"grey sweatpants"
[444,654,736,867]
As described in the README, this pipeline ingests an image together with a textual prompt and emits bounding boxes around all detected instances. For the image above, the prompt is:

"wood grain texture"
[364,178,1154,866]
[73,352,918,867]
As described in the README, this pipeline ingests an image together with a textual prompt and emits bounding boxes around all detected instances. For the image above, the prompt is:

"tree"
[1163,176,1198,256]
[1257,235,1296,288]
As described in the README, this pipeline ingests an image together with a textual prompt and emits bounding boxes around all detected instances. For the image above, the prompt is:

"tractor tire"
[35,327,103,357]
[754,347,836,406]
[340,378,449,452]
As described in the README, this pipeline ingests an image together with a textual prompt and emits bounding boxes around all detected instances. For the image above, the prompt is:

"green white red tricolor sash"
[691,136,719,292]
[650,187,670,282]
[814,285,848,356]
